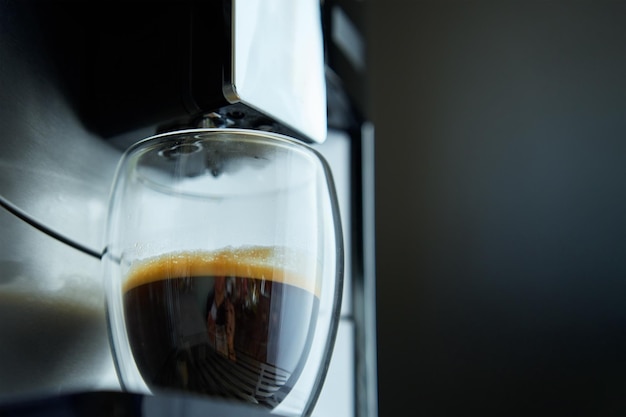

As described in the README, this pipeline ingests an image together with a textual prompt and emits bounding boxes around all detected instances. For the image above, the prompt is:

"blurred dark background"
[368,1,625,416]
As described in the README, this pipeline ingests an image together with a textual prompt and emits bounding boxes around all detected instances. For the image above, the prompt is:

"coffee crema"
[122,247,319,408]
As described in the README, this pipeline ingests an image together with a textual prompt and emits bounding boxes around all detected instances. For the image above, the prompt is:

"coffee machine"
[0,1,376,416]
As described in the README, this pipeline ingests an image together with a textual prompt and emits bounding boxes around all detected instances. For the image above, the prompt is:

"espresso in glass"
[104,129,343,416]
[122,246,319,408]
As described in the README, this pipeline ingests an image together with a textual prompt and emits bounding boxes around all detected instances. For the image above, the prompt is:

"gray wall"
[369,1,625,416]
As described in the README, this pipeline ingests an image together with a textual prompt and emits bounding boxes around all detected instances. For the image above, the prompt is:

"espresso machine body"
[0,1,376,416]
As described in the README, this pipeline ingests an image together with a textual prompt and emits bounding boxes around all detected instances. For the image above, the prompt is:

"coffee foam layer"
[123,246,320,297]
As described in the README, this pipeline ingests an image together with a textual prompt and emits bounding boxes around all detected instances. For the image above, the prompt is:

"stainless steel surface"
[0,207,119,401]
[227,0,327,143]
[0,1,120,398]
[354,123,377,417]
[0,0,121,252]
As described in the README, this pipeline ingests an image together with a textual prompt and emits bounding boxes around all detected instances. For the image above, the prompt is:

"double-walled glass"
[103,129,343,416]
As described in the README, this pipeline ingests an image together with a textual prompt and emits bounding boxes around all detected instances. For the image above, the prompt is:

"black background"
[369,1,626,416]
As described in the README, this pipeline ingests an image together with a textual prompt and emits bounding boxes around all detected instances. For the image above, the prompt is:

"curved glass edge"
[300,151,345,417]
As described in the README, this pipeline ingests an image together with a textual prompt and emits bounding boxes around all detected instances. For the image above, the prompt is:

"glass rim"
[123,127,322,156]
[116,128,333,200]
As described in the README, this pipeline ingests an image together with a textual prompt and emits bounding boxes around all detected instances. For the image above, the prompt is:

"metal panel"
[227,0,327,143]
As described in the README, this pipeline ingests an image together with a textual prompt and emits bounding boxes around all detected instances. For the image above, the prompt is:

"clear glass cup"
[102,129,343,416]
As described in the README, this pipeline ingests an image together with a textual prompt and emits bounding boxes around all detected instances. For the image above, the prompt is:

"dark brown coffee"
[122,248,319,408]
